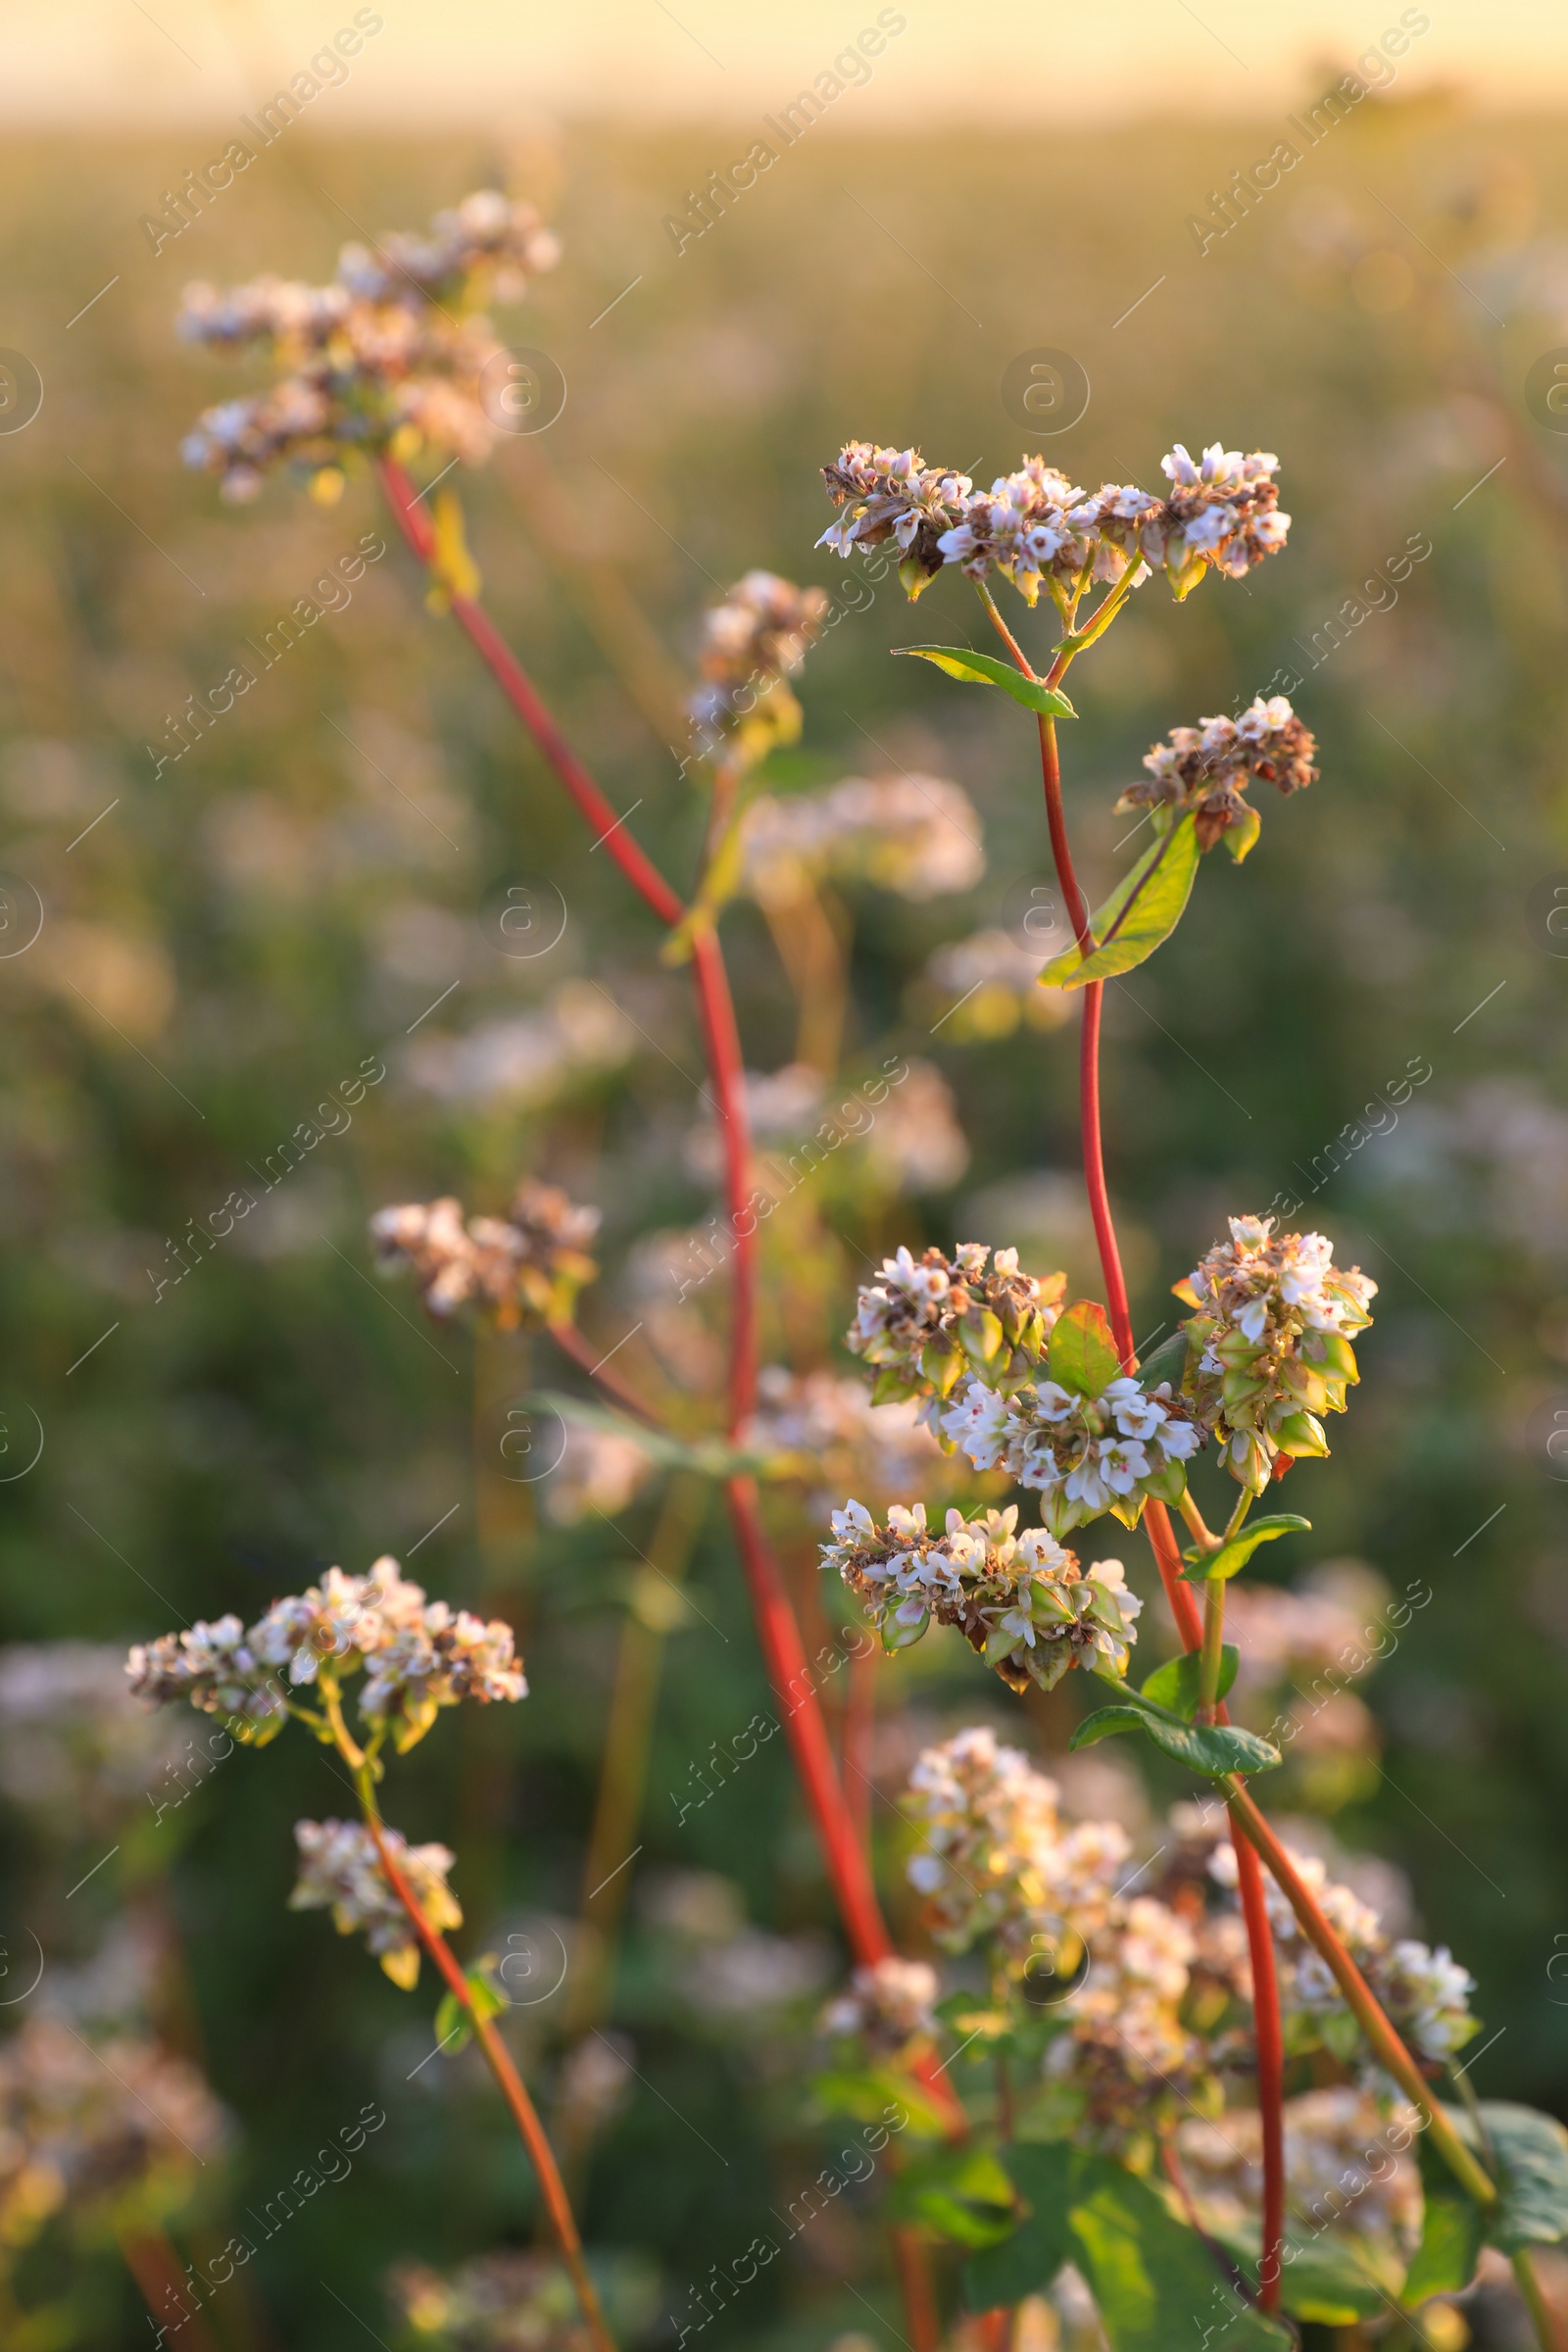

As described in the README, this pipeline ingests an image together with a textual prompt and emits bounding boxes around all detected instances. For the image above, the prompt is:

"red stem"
[374,466,963,2140]
[1032,704,1287,2305]
[376,458,684,929]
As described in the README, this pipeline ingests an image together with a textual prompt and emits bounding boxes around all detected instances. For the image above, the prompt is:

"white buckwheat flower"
[847,1243,1063,1405]
[939,1370,1200,1536]
[1116,696,1318,853]
[819,1957,940,2050]
[290,1818,461,1989]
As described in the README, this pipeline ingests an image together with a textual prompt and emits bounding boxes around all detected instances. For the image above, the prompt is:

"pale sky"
[5,0,1568,125]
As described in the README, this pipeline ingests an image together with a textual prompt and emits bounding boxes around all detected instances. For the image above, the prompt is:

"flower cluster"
[817,440,1290,604]
[738,772,986,904]
[822,1503,1142,1690]
[687,571,829,756]
[389,2248,658,2352]
[940,1370,1200,1536]
[1176,1215,1377,1490]
[1116,694,1319,852]
[290,1817,461,1988]
[178,190,560,501]
[904,1729,1130,1970]
[846,1244,1065,1405]
[1207,1836,1478,2069]
[370,1178,601,1327]
[126,1556,526,1755]
[1178,2085,1424,2252]
[0,2017,227,2250]
[819,1956,941,2051]
[405,979,634,1108]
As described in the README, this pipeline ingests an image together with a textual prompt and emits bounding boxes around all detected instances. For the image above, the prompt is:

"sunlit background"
[3,3,1568,2347]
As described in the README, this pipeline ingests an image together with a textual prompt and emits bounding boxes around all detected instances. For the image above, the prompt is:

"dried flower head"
[1117,695,1318,854]
[823,1502,1142,1690]
[903,1728,1130,1969]
[940,1368,1200,1537]
[819,1956,941,2051]
[847,1244,1065,1405]
[290,1817,460,1988]
[739,772,985,903]
[127,1557,525,1756]
[178,190,560,501]
[371,1178,600,1328]
[1176,1215,1376,1491]
[687,571,830,760]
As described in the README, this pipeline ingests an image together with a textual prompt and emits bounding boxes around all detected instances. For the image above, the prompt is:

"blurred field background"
[4,49,1568,2351]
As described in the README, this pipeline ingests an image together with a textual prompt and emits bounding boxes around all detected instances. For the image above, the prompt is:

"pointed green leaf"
[1069,2156,1294,2350]
[1483,2102,1568,2253]
[1404,2182,1484,2303]
[433,1963,507,2057]
[964,2143,1078,2310]
[1141,1644,1238,1718]
[887,2144,1019,2247]
[810,2067,953,2140]
[1222,804,1262,862]
[1181,1514,1311,1584]
[1133,1328,1192,1395]
[893,645,1077,717]
[1069,1703,1150,1751]
[1048,1299,1122,1396]
[1071,1685,1279,1778]
[1038,812,1200,991]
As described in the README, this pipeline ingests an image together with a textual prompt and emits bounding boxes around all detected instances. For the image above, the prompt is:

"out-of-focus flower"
[1116,695,1318,855]
[940,1368,1200,1536]
[1175,1215,1376,1491]
[178,191,560,501]
[1178,2085,1424,2251]
[0,2016,227,2249]
[290,1817,460,1988]
[903,1727,1129,1968]
[1065,1895,1199,2085]
[1206,1836,1477,2068]
[371,1178,600,1328]
[689,1058,970,1199]
[404,980,634,1108]
[687,572,829,762]
[824,1504,1142,1690]
[388,2248,659,2351]
[916,930,1073,1042]
[681,1928,832,2020]
[847,1243,1065,1404]
[819,1957,940,2051]
[544,1424,655,1527]
[1221,1560,1391,1697]
[738,773,985,903]
[742,1365,944,1508]
[817,439,1290,605]
[126,1557,525,1756]
[0,1642,192,1838]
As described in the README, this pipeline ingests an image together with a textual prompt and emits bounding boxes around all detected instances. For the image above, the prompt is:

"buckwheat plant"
[169,190,1568,2352]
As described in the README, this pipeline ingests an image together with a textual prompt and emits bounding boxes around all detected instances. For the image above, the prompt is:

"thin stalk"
[1225,1779,1495,2207]
[118,2226,222,2352]
[350,1761,615,2352]
[1513,2249,1568,2352]
[545,1316,663,1427]
[1197,1576,1227,1722]
[373,460,964,2180]
[842,1636,878,1854]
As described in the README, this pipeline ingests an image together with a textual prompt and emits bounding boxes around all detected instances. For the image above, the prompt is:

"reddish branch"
[375,458,964,2138]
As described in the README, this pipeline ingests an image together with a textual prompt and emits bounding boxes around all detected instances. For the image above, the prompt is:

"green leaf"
[1134,1329,1191,1395]
[1404,2183,1484,2303]
[1483,2102,1568,2253]
[965,2143,1078,2310]
[1069,2156,1293,2351]
[1141,1645,1238,1719]
[887,2144,1019,2247]
[433,1963,507,2057]
[1048,1299,1122,1397]
[1038,812,1200,991]
[892,644,1077,717]
[1222,804,1262,863]
[1181,1514,1312,1584]
[1071,1686,1280,1778]
[810,2067,953,2140]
